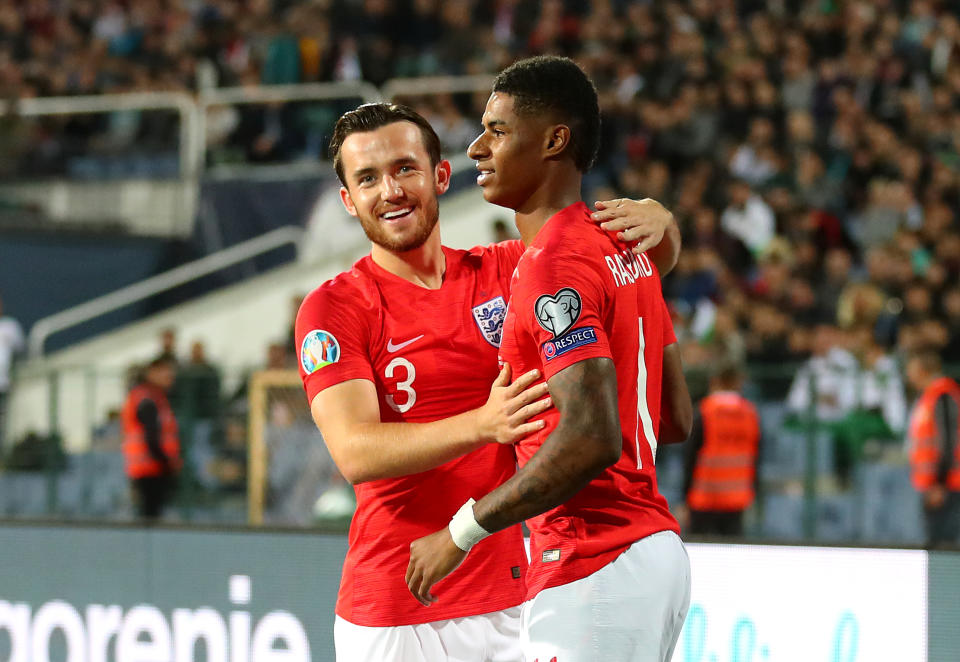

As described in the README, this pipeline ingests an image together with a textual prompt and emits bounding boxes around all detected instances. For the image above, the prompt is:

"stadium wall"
[0,523,953,662]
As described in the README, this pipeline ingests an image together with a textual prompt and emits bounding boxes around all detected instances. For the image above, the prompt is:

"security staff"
[122,355,181,519]
[683,364,760,536]
[905,351,960,546]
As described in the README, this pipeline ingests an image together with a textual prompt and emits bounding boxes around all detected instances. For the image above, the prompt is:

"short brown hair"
[329,103,442,185]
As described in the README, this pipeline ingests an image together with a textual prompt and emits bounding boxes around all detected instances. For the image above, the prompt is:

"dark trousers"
[925,492,960,547]
[132,475,174,520]
[689,509,745,537]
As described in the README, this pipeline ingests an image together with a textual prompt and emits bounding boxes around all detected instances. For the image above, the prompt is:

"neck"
[370,226,446,289]
[514,165,582,246]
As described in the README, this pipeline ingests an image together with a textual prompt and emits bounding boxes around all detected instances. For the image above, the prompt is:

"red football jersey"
[296,241,529,627]
[498,202,680,600]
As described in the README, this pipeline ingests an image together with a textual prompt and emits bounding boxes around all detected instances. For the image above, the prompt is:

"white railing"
[28,226,304,358]
[0,91,203,178]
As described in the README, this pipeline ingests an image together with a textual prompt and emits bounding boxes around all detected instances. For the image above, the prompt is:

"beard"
[357,197,440,253]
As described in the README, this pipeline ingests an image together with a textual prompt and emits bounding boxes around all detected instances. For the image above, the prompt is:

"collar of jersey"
[530,201,592,247]
[362,245,459,291]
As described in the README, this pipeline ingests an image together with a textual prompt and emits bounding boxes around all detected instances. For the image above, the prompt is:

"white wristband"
[448,498,491,552]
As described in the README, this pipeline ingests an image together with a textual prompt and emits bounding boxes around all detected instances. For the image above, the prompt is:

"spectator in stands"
[855,329,908,438]
[208,416,247,495]
[0,293,24,447]
[905,351,960,546]
[173,340,221,423]
[121,355,181,520]
[157,327,179,365]
[786,324,860,484]
[826,328,909,480]
[720,178,775,258]
[171,340,222,486]
[682,364,761,537]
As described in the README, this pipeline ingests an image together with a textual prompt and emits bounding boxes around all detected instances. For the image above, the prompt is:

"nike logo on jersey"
[386,335,424,352]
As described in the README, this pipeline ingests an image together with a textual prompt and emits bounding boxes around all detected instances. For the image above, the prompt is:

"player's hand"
[406,528,468,606]
[591,197,674,255]
[476,364,551,444]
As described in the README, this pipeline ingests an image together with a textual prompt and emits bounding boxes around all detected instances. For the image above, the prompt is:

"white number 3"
[385,357,417,413]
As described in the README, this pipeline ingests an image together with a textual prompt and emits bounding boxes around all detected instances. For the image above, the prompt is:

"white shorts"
[520,531,690,662]
[334,606,522,662]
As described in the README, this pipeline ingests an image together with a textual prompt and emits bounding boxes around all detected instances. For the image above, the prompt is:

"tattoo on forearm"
[474,358,621,533]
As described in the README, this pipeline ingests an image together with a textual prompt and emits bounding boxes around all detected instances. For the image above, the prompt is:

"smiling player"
[295,102,681,662]
[406,57,693,662]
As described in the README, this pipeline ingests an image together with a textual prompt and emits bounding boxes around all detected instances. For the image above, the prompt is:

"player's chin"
[479,186,508,207]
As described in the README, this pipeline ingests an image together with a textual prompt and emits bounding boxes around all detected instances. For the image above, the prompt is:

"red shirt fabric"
[498,202,680,600]
[295,241,529,627]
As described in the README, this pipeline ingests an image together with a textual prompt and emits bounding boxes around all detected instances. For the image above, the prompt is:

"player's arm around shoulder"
[310,366,551,485]
[590,197,681,276]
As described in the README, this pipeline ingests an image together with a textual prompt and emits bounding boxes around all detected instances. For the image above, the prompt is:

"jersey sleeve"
[514,249,612,381]
[295,285,375,404]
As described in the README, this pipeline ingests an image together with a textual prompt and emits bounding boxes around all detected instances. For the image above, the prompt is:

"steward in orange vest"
[683,365,760,536]
[121,356,181,519]
[905,351,960,546]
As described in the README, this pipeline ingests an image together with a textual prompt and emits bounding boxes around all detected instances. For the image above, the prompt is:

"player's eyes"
[398,165,414,174]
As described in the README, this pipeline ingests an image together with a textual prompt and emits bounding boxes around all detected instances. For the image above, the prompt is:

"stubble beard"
[359,198,440,253]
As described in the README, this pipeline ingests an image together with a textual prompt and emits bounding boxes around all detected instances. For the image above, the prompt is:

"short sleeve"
[515,251,612,381]
[295,285,376,404]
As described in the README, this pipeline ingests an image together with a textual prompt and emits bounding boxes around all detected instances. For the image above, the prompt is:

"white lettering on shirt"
[605,249,654,288]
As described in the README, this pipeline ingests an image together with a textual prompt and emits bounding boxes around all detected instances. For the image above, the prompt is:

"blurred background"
[1,0,960,658]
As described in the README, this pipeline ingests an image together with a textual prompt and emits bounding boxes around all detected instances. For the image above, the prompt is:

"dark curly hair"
[492,55,601,172]
[329,103,442,185]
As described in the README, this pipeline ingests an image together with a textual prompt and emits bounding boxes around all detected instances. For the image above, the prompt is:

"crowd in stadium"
[4,0,960,510]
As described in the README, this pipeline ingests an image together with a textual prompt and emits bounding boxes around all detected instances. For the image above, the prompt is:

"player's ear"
[339,186,359,218]
[434,159,452,195]
[544,125,571,159]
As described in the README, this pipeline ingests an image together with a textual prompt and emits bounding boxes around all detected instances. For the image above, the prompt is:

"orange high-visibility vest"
[907,376,960,491]
[688,391,760,512]
[121,383,181,479]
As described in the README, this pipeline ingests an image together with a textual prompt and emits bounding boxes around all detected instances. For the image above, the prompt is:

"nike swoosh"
[387,335,424,352]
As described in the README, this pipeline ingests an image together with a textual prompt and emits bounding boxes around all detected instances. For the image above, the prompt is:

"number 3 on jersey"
[385,357,417,413]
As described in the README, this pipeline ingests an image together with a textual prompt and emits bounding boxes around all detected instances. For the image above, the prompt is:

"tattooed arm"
[406,358,621,605]
[472,357,621,531]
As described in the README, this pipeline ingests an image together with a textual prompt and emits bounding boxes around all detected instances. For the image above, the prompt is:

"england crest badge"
[472,296,507,347]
